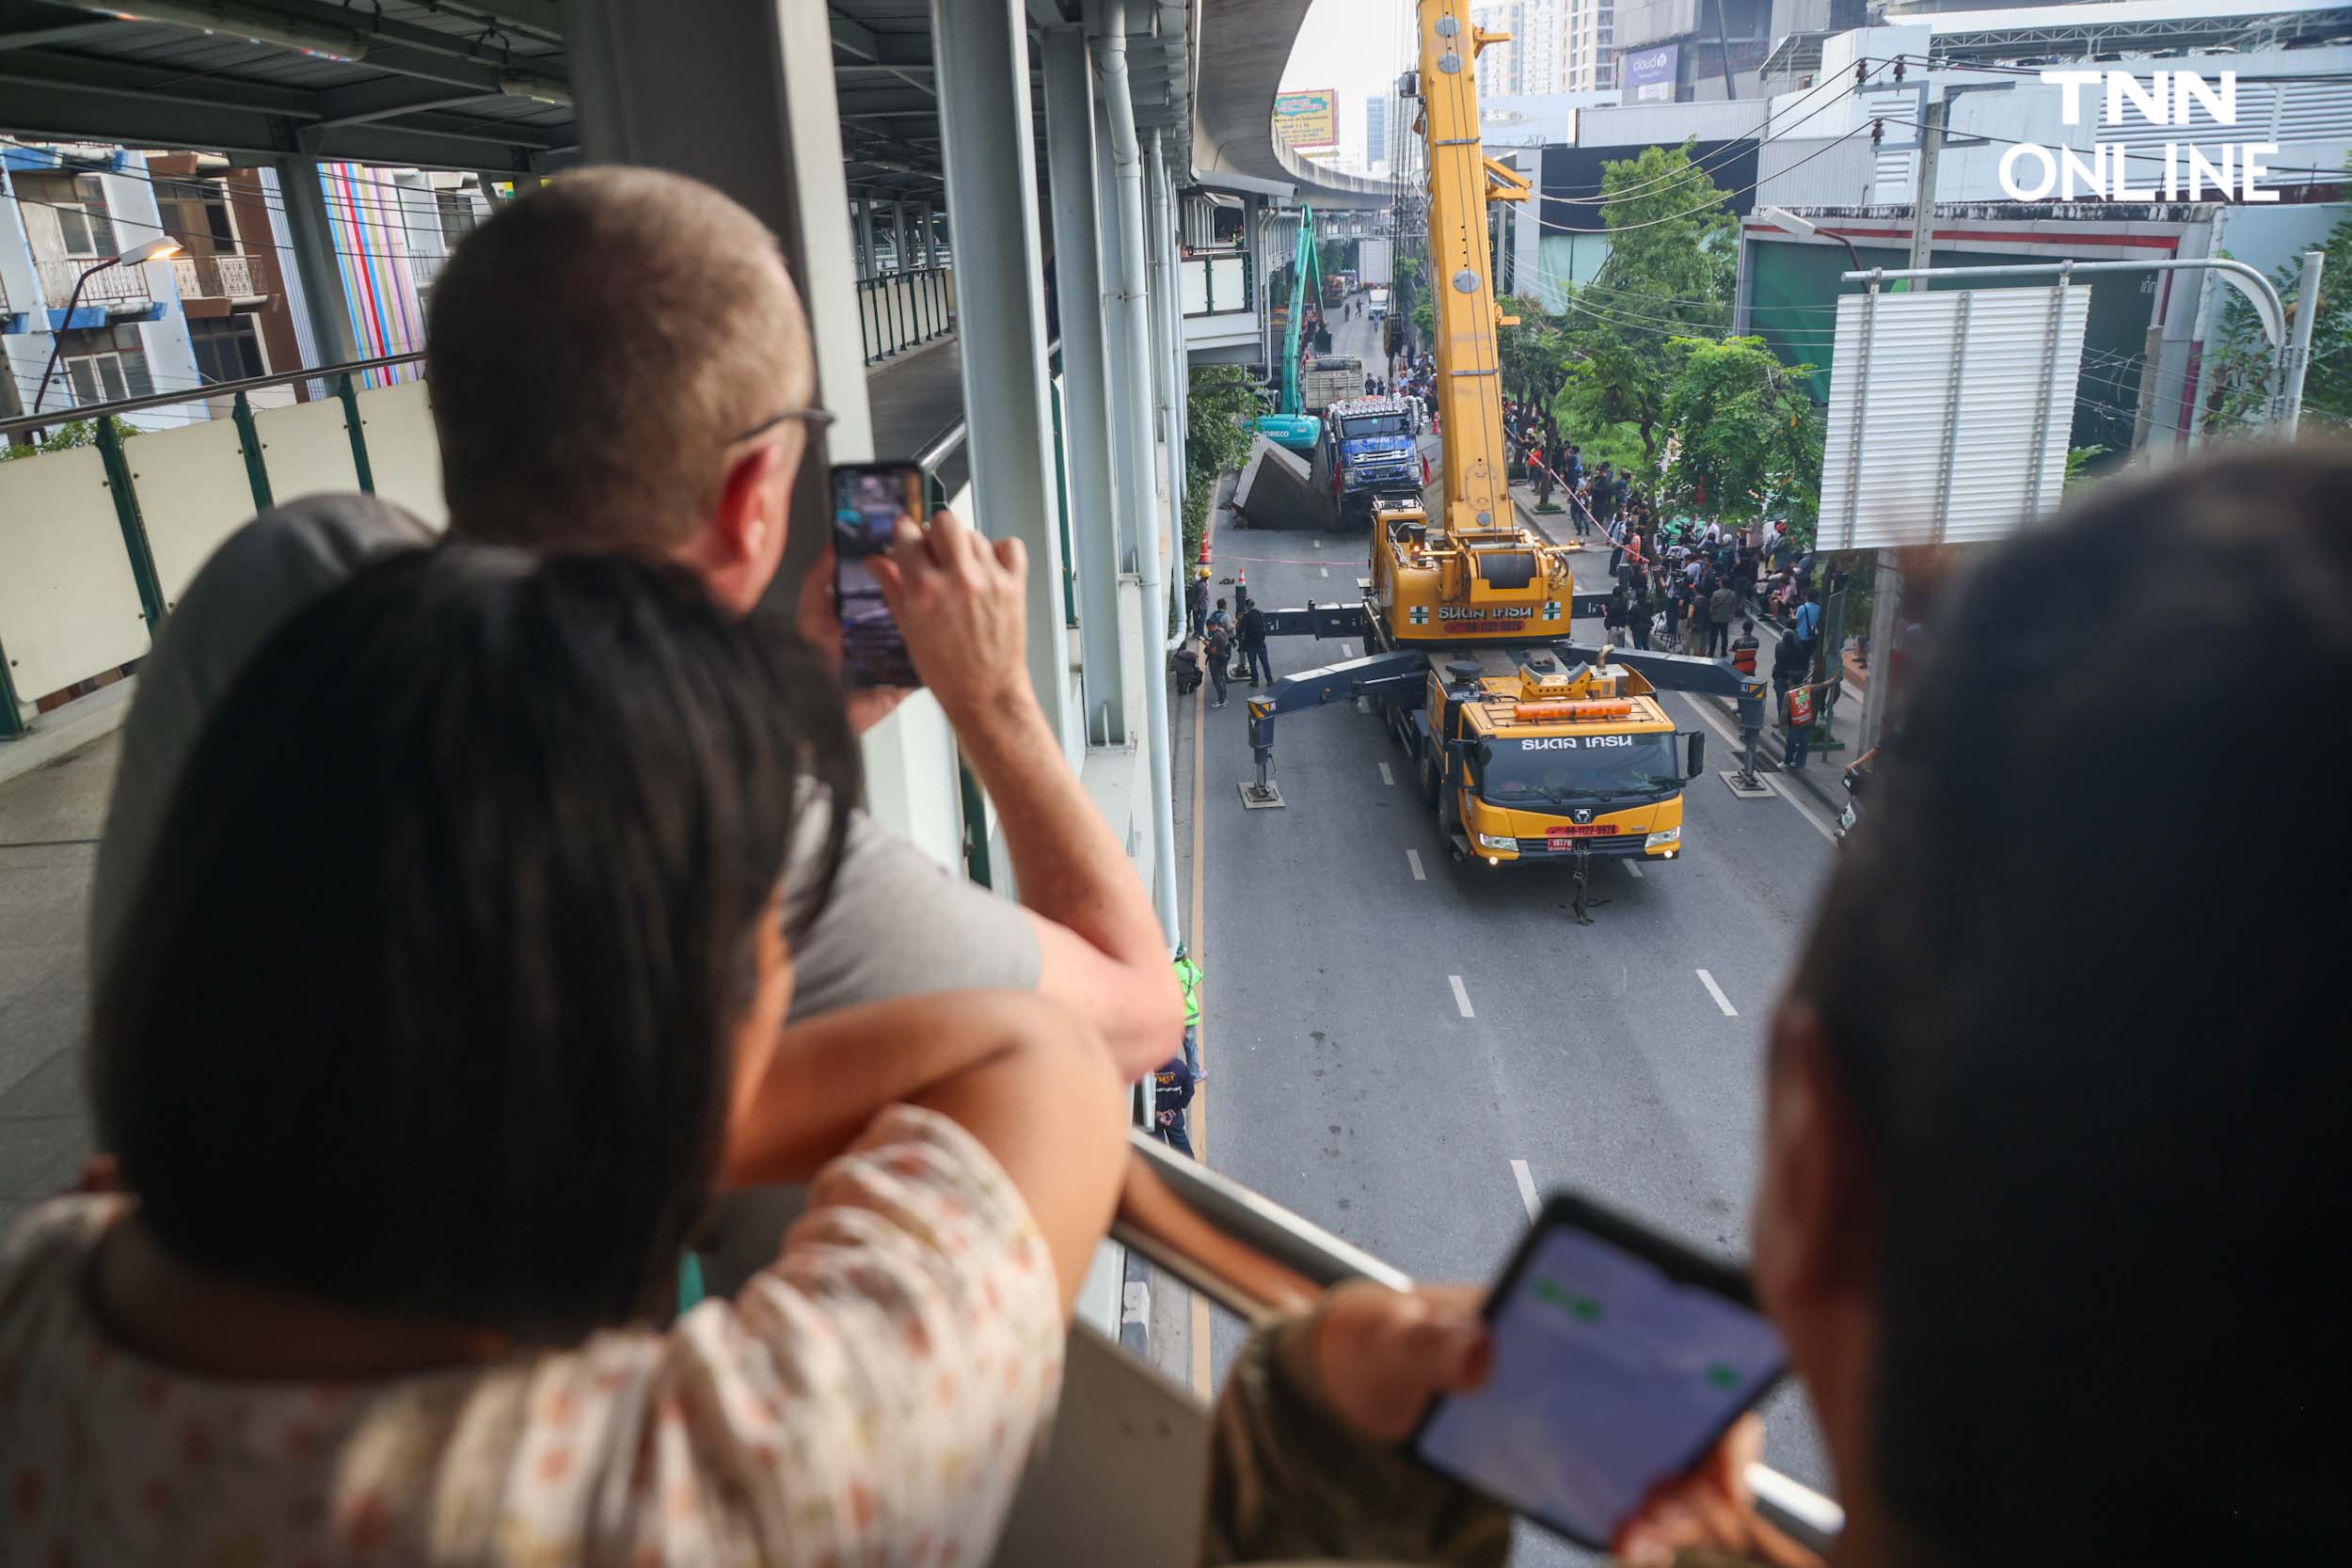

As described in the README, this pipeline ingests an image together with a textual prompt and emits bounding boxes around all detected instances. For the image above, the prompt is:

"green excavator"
[1254,206,1323,455]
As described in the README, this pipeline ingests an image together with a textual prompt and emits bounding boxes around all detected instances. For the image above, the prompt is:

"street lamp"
[31,234,185,419]
[1756,206,1860,273]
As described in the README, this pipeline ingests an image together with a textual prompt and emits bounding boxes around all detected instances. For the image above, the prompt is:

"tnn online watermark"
[1998,71,2280,204]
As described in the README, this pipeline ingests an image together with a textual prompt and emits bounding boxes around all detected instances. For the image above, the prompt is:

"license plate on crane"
[1547,824,1616,842]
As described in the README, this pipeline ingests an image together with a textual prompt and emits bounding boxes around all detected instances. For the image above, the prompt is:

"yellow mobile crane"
[1245,0,1766,917]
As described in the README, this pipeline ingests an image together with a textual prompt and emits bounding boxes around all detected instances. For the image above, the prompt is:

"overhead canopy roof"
[828,0,1192,204]
[0,0,575,173]
[1193,0,1399,210]
[0,0,1193,194]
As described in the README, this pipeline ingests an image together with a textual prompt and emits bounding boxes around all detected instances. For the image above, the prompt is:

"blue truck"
[1312,394,1426,528]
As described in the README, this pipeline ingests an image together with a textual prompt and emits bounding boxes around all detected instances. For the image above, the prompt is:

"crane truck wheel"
[1418,751,1440,807]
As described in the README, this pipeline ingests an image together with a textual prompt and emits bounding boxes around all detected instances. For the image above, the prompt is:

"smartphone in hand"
[830,462,926,689]
[1410,1193,1788,1548]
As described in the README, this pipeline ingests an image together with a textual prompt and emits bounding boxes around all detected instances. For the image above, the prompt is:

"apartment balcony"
[171,251,265,303]
[33,255,165,328]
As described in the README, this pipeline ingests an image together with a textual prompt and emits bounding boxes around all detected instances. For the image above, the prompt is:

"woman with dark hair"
[0,548,1127,1566]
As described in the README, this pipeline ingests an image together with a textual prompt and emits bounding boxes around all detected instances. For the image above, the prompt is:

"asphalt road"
[1173,299,1841,1564]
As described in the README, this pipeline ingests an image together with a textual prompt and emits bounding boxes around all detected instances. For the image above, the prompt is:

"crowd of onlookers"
[0,171,2340,1568]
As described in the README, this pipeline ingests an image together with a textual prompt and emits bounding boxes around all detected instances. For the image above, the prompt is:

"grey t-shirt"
[87,496,1040,1014]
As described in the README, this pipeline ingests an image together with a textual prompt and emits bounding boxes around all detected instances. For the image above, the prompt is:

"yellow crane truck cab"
[1422,647,1702,867]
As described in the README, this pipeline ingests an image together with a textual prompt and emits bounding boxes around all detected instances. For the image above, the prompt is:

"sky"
[1276,0,1422,167]
[1278,0,1417,101]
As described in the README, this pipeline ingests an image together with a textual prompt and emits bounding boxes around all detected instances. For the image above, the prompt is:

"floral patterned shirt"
[0,1105,1062,1568]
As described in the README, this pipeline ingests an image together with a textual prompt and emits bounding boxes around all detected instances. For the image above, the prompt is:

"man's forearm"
[949,688,1182,1071]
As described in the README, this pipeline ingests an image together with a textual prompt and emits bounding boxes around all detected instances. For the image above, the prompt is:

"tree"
[1550,141,1738,467]
[2204,180,2352,436]
[0,415,137,461]
[1183,365,1261,564]
[1497,293,1569,409]
[1660,336,1822,531]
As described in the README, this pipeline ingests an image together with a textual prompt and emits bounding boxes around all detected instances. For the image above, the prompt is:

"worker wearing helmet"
[1186,564,1210,641]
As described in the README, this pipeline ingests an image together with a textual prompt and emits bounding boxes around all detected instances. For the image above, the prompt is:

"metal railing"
[36,256,152,310]
[171,252,262,300]
[0,351,425,740]
[1118,1132,1849,1556]
[856,264,957,365]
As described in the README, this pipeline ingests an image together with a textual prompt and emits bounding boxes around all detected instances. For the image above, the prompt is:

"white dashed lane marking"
[1379,762,1394,786]
[1696,968,1739,1017]
[1449,974,1475,1017]
[1510,1160,1541,1220]
[1406,847,1426,880]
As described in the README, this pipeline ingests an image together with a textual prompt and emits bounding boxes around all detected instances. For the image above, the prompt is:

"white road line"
[1321,566,1330,578]
[1696,968,1739,1017]
[1677,691,1837,843]
[1379,761,1394,786]
[1510,1160,1541,1220]
[1624,860,1645,879]
[1340,641,1354,657]
[1763,771,1839,844]
[1406,847,1426,880]
[1449,974,1474,1017]
[1312,538,1323,547]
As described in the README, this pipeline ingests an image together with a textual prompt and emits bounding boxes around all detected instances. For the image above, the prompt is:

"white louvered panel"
[2276,79,2352,141]
[1873,148,1914,203]
[1821,286,2090,552]
[2103,81,2272,150]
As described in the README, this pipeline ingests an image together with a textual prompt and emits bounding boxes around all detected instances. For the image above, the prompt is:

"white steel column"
[1042,24,1129,743]
[891,199,909,275]
[1148,132,1186,596]
[273,155,359,369]
[570,0,969,868]
[1094,0,1180,943]
[1094,92,1138,565]
[855,197,880,281]
[930,0,1075,750]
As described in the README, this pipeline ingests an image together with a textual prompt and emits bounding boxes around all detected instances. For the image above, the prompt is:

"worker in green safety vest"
[1174,944,1202,1072]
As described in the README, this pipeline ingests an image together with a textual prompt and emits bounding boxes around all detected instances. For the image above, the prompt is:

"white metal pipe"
[2278,249,2323,439]
[1150,130,1188,654]
[1095,0,1180,945]
[1846,259,2286,350]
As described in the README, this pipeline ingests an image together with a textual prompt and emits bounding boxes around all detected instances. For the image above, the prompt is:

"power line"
[1541,64,1882,207]
[3,140,487,255]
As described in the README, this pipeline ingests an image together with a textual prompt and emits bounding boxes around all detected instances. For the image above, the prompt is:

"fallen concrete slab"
[1231,436,1325,531]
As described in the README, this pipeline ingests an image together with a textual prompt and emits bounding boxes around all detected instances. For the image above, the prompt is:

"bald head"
[426,167,814,553]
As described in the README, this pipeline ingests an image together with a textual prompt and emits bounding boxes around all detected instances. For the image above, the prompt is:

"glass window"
[188,316,265,385]
[1479,731,1682,804]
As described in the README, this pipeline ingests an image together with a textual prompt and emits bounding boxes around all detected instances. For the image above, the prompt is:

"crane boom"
[1415,2,1530,545]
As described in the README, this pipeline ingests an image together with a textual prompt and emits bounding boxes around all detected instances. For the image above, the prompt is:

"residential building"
[1,145,204,431]
[1517,0,1563,94]
[1471,3,1526,97]
[1560,0,1616,92]
[1,146,494,436]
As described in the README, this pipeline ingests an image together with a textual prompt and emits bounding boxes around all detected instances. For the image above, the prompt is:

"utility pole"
[1858,83,2003,757]
[1855,98,1947,757]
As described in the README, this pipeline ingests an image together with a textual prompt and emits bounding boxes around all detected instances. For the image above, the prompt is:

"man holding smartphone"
[89,168,1182,1097]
